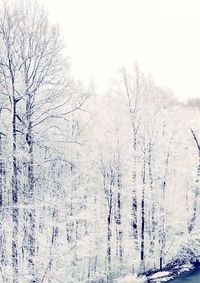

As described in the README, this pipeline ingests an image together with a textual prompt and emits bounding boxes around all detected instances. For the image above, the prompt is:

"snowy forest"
[0,1,200,282]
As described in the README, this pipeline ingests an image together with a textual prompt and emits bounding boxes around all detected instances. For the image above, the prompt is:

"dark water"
[170,268,200,282]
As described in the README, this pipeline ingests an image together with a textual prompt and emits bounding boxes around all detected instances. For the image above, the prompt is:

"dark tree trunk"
[115,157,123,270]
[0,133,7,271]
[26,132,36,282]
[159,152,169,271]
[132,136,138,251]
[140,150,146,272]
[0,133,3,207]
[107,185,112,281]
[189,129,200,233]
[103,164,114,282]
[12,99,19,283]
[148,143,156,258]
[24,91,36,281]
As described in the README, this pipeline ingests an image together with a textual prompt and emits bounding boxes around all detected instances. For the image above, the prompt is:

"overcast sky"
[40,0,200,102]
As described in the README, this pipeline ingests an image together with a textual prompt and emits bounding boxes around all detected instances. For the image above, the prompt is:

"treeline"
[0,1,200,283]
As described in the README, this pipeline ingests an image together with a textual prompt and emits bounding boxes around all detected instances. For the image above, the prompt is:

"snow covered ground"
[114,274,147,283]
[148,271,173,282]
[146,263,195,282]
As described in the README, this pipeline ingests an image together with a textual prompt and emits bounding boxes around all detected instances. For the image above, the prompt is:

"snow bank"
[149,271,170,279]
[114,274,147,283]
[148,271,174,282]
[181,263,193,271]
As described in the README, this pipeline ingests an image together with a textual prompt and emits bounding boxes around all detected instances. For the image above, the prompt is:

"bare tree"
[119,65,143,253]
[189,129,200,233]
[0,1,92,281]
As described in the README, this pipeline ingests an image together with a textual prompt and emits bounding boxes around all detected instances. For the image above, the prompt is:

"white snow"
[115,274,147,283]
[149,271,170,279]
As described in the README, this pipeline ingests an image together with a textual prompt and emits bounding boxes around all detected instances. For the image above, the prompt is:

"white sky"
[39,0,200,102]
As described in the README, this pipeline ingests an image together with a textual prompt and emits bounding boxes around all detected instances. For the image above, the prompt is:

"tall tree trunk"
[107,172,113,282]
[12,99,19,283]
[121,68,139,251]
[103,164,114,282]
[23,88,36,281]
[0,133,6,273]
[140,149,146,273]
[189,129,200,233]
[188,161,200,233]
[115,156,123,270]
[26,119,36,281]
[0,133,3,207]
[148,143,156,259]
[132,136,138,247]
[159,152,169,271]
